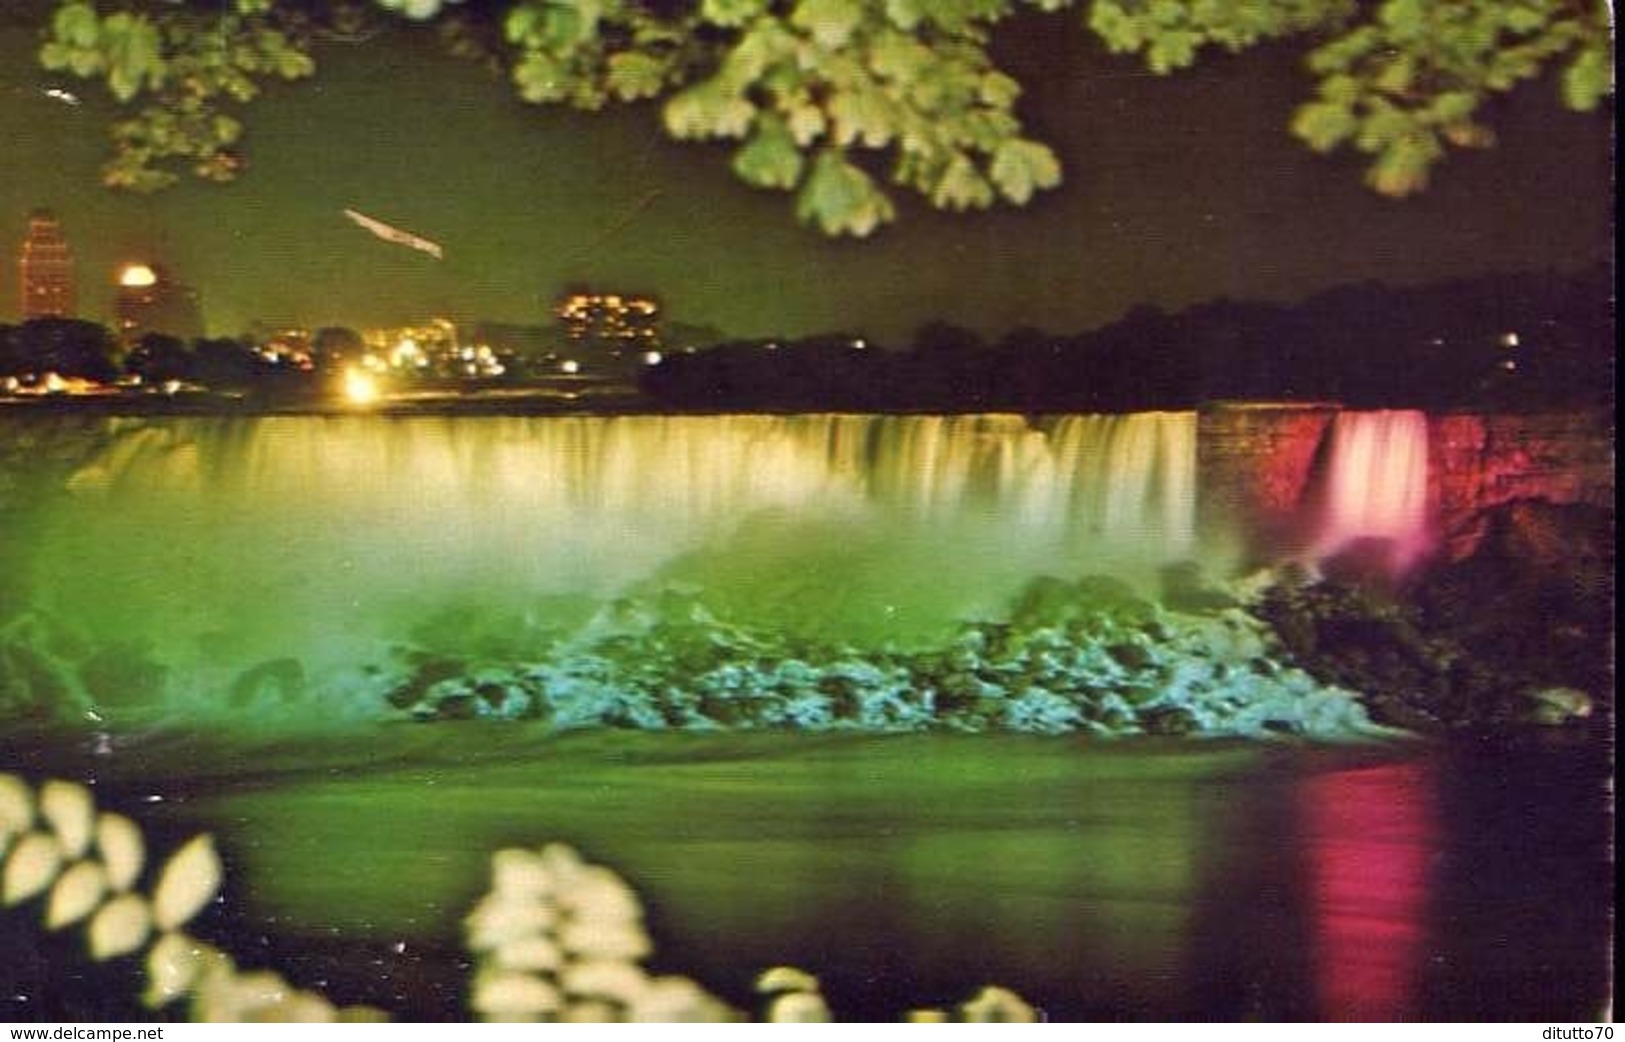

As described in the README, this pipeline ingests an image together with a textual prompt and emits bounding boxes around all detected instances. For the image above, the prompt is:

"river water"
[1,727,1612,1022]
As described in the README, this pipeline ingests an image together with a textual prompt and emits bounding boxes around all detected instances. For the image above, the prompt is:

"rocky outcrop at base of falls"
[1254,499,1613,733]
[383,576,1383,740]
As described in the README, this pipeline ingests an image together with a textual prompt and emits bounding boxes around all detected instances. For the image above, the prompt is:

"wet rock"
[1140,706,1196,736]
[228,658,306,709]
[1523,687,1593,725]
[1159,562,1239,613]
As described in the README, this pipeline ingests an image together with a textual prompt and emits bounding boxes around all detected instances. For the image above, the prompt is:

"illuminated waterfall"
[1308,410,1432,574]
[15,413,1200,718]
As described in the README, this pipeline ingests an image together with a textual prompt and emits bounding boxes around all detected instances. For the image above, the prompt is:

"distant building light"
[343,367,380,405]
[852,338,867,350]
[117,263,157,288]
[1499,332,1520,348]
[561,359,580,375]
[642,351,663,366]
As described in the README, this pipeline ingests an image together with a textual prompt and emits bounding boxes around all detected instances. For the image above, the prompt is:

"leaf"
[492,935,565,972]
[274,48,315,80]
[335,1006,391,1022]
[560,959,651,1004]
[1291,101,1357,152]
[1366,133,1438,196]
[961,985,1038,1023]
[829,87,896,147]
[470,969,564,1017]
[663,81,757,139]
[884,0,927,30]
[988,137,1060,204]
[793,0,865,50]
[504,3,541,44]
[0,774,31,835]
[152,834,222,931]
[733,115,806,188]
[53,2,100,49]
[1502,5,1548,33]
[40,780,95,859]
[1147,29,1201,73]
[1355,105,1413,151]
[490,847,554,899]
[1427,90,1478,123]
[978,70,1021,108]
[931,152,994,210]
[68,48,105,78]
[701,0,767,28]
[145,932,226,1009]
[1561,46,1609,111]
[97,812,146,892]
[514,51,567,103]
[1374,54,1415,94]
[46,860,107,930]
[3,831,63,906]
[558,916,653,960]
[465,893,558,951]
[102,12,164,102]
[607,51,668,101]
[88,893,152,961]
[756,966,822,993]
[796,150,896,236]
[768,991,832,1022]
[1441,121,1495,148]
[785,100,826,145]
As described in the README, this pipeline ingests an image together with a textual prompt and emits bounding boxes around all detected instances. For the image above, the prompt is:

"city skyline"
[2,11,1612,342]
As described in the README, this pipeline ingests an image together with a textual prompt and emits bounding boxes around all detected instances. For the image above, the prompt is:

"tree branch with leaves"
[33,0,1614,236]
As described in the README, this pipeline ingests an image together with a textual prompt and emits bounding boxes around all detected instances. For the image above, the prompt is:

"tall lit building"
[18,209,76,320]
[114,262,204,343]
[555,289,661,347]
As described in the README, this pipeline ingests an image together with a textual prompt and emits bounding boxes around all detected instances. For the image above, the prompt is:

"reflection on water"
[1300,760,1434,1021]
[0,730,1610,1022]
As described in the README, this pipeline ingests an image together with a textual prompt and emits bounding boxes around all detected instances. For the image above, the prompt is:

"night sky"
[1,7,1612,342]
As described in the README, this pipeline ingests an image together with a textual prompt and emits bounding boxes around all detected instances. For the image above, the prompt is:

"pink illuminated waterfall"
[1309,410,1432,575]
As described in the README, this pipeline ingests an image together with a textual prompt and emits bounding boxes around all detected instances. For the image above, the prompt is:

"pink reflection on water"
[1310,410,1432,576]
[1300,760,1436,1021]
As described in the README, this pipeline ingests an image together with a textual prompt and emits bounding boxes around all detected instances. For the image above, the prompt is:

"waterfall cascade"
[1306,410,1432,573]
[11,413,1200,717]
